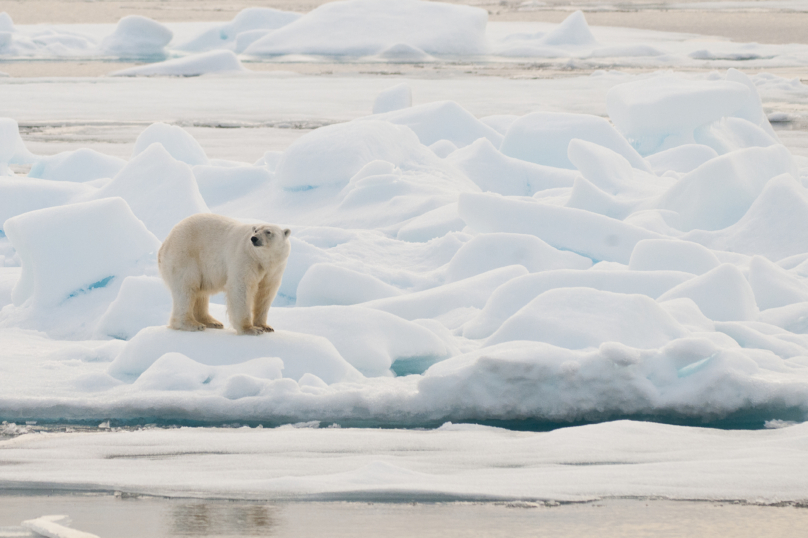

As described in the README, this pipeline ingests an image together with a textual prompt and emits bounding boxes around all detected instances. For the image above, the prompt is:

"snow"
[243,0,489,57]
[3,197,159,308]
[131,122,209,166]
[3,0,808,509]
[2,420,808,503]
[28,149,126,183]
[108,326,362,385]
[175,8,302,53]
[372,83,412,115]
[500,112,650,171]
[2,65,808,434]
[94,143,209,240]
[111,50,247,77]
[22,515,99,538]
[99,16,173,59]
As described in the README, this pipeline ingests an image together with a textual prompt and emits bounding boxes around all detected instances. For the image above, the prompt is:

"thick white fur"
[158,214,291,335]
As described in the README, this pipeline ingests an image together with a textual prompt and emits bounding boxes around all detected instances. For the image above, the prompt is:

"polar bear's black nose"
[251,236,259,245]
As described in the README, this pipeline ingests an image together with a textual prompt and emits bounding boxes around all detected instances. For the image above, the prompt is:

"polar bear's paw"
[238,326,265,336]
[256,324,275,333]
[201,317,224,329]
[171,320,206,332]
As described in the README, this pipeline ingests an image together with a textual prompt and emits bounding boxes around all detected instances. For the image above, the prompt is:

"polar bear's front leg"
[227,279,263,335]
[252,276,281,333]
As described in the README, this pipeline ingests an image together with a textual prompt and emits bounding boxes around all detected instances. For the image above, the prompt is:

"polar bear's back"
[159,213,246,292]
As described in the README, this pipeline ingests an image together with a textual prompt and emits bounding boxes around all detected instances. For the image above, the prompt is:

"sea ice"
[3,197,159,308]
[176,7,302,53]
[111,50,247,77]
[99,16,172,58]
[243,0,488,57]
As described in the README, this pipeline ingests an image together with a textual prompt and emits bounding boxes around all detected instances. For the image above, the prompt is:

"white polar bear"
[158,213,291,335]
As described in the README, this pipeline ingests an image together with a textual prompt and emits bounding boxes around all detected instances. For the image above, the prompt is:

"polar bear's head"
[250,224,291,255]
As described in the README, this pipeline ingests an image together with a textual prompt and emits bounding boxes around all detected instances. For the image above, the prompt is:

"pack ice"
[2,63,808,429]
[1,2,808,72]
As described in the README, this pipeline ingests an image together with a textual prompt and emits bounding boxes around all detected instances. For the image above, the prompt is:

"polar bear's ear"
[284,228,291,238]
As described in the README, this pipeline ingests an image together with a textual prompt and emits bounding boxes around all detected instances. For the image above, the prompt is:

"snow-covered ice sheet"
[1,65,808,428]
[1,2,808,71]
[1,421,808,503]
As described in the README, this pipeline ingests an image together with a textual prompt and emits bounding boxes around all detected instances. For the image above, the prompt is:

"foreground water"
[2,496,808,538]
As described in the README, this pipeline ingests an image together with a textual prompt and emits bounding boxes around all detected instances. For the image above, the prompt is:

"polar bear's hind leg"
[168,286,206,332]
[194,293,224,329]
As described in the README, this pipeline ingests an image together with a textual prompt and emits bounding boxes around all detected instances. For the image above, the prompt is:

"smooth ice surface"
[2,421,808,503]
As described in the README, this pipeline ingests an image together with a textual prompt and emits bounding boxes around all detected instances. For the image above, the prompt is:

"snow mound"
[367,101,502,148]
[365,265,528,321]
[176,7,302,53]
[28,148,126,183]
[629,239,721,275]
[446,232,591,282]
[100,15,173,58]
[193,165,271,207]
[0,118,27,175]
[0,12,15,33]
[396,203,465,242]
[377,43,433,62]
[500,112,650,171]
[486,287,688,349]
[684,175,808,261]
[93,143,209,240]
[269,305,452,377]
[463,269,692,340]
[3,197,159,307]
[459,193,658,264]
[108,326,363,384]
[607,76,759,154]
[111,50,247,77]
[0,178,92,225]
[372,83,413,115]
[658,264,759,322]
[274,120,437,191]
[747,256,808,310]
[96,275,171,340]
[132,123,209,166]
[646,144,719,175]
[448,138,577,196]
[243,0,488,57]
[296,263,402,306]
[540,10,597,47]
[658,145,797,232]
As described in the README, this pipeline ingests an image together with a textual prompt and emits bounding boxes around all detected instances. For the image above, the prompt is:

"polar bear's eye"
[266,230,272,236]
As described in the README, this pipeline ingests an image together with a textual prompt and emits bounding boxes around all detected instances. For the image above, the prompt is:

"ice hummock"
[2,62,808,433]
[0,5,807,71]
[243,0,489,57]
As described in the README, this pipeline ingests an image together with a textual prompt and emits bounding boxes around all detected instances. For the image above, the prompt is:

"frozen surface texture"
[100,16,173,58]
[2,421,808,503]
[243,0,489,57]
[0,6,808,71]
[2,49,808,438]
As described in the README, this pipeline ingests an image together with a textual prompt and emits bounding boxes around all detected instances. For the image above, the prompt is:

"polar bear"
[158,214,291,335]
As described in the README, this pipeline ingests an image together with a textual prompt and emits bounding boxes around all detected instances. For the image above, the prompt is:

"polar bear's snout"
[251,235,261,246]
